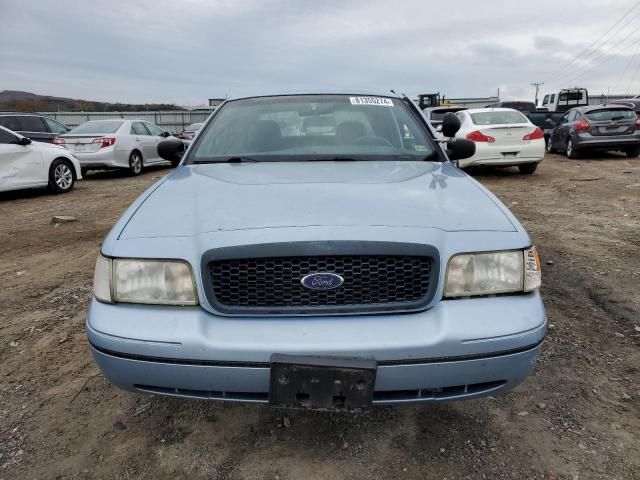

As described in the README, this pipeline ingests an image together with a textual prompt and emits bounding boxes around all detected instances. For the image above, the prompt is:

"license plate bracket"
[269,354,377,411]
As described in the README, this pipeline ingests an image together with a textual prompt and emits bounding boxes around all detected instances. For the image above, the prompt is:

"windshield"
[189,95,436,162]
[69,120,123,134]
[585,108,635,121]
[470,110,528,125]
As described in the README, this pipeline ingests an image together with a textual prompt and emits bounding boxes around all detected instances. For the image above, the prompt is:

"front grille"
[207,254,434,314]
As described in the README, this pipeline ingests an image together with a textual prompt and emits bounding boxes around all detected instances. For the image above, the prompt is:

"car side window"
[17,116,47,132]
[542,95,549,106]
[0,116,22,131]
[44,118,68,134]
[0,129,18,144]
[550,94,556,104]
[568,111,579,122]
[144,122,163,136]
[131,122,149,135]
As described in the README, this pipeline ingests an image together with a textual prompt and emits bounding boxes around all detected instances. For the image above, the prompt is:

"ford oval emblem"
[301,272,344,290]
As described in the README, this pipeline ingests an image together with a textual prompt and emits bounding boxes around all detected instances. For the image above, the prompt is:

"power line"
[555,28,640,85]
[614,40,640,93]
[624,54,640,94]
[546,1,640,80]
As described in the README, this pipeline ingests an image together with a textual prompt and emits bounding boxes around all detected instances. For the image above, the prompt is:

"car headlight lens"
[445,248,542,298]
[93,254,198,305]
[93,254,113,303]
[524,246,542,292]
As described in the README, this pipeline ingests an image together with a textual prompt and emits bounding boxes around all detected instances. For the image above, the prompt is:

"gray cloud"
[1,0,639,104]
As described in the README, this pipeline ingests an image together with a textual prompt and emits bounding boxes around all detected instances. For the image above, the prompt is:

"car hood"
[119,161,517,239]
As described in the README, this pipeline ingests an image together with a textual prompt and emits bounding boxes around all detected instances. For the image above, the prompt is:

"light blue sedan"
[88,92,545,410]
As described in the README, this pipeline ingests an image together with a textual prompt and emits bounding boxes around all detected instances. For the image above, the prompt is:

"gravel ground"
[0,154,639,480]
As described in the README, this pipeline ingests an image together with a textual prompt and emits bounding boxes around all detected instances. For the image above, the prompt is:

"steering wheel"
[352,135,394,147]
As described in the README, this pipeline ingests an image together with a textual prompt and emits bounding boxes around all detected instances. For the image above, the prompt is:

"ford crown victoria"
[87,92,546,410]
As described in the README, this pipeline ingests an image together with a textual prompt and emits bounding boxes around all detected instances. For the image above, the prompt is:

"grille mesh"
[208,255,433,313]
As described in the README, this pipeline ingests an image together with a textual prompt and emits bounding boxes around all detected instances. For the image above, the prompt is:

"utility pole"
[531,82,544,106]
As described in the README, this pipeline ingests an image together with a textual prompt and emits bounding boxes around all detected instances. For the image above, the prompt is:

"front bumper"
[86,292,546,405]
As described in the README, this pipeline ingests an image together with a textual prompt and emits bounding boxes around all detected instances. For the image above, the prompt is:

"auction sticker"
[349,97,394,106]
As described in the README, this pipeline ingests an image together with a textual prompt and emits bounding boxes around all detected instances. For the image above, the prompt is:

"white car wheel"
[129,151,143,176]
[48,159,75,194]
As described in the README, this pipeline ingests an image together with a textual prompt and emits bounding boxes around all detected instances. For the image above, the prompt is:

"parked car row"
[0,115,186,194]
[423,100,640,168]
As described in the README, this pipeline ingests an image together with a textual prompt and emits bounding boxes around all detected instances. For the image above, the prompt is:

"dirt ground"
[1,153,639,480]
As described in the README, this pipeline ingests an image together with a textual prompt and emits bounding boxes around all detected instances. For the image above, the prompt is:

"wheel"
[566,138,579,159]
[48,159,75,194]
[625,146,640,158]
[518,163,538,175]
[128,151,143,175]
[545,136,554,153]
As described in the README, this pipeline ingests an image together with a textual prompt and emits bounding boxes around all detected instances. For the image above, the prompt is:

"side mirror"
[157,138,185,166]
[441,112,461,137]
[447,138,476,161]
[19,137,32,146]
[160,131,171,137]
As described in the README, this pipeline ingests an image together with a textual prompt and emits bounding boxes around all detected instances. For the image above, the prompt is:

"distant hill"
[0,90,185,112]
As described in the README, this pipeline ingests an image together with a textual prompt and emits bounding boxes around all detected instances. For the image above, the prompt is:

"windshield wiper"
[192,156,260,164]
[308,156,360,162]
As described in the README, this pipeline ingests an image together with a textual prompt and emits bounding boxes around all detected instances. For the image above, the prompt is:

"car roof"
[0,112,46,116]
[423,106,467,113]
[226,90,402,102]
[464,107,528,113]
[574,104,633,112]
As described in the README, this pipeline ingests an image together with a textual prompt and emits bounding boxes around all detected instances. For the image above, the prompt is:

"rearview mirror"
[441,112,461,137]
[158,138,185,167]
[447,138,475,161]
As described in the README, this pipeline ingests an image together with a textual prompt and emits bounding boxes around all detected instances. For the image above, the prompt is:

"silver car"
[56,119,173,175]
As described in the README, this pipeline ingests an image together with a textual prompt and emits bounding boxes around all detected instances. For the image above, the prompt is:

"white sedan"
[453,108,545,174]
[55,119,173,176]
[0,126,82,194]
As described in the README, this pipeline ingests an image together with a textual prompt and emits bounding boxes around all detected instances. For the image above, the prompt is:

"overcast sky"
[1,0,640,105]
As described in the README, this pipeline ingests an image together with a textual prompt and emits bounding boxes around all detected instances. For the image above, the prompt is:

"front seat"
[336,121,366,145]
[248,120,283,152]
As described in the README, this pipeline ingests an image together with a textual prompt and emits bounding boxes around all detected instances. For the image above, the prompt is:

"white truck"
[539,88,589,112]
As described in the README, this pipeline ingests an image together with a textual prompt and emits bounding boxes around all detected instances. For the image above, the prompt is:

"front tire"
[48,159,75,194]
[128,151,143,176]
[545,136,554,153]
[566,138,579,159]
[625,146,640,158]
[518,163,538,175]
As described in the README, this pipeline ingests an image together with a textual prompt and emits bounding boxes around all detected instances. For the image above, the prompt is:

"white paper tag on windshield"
[349,97,394,106]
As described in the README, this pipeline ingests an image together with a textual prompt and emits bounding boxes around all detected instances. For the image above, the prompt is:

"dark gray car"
[547,105,640,158]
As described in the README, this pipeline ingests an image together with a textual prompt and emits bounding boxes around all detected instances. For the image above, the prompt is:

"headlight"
[445,247,542,298]
[92,254,198,305]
